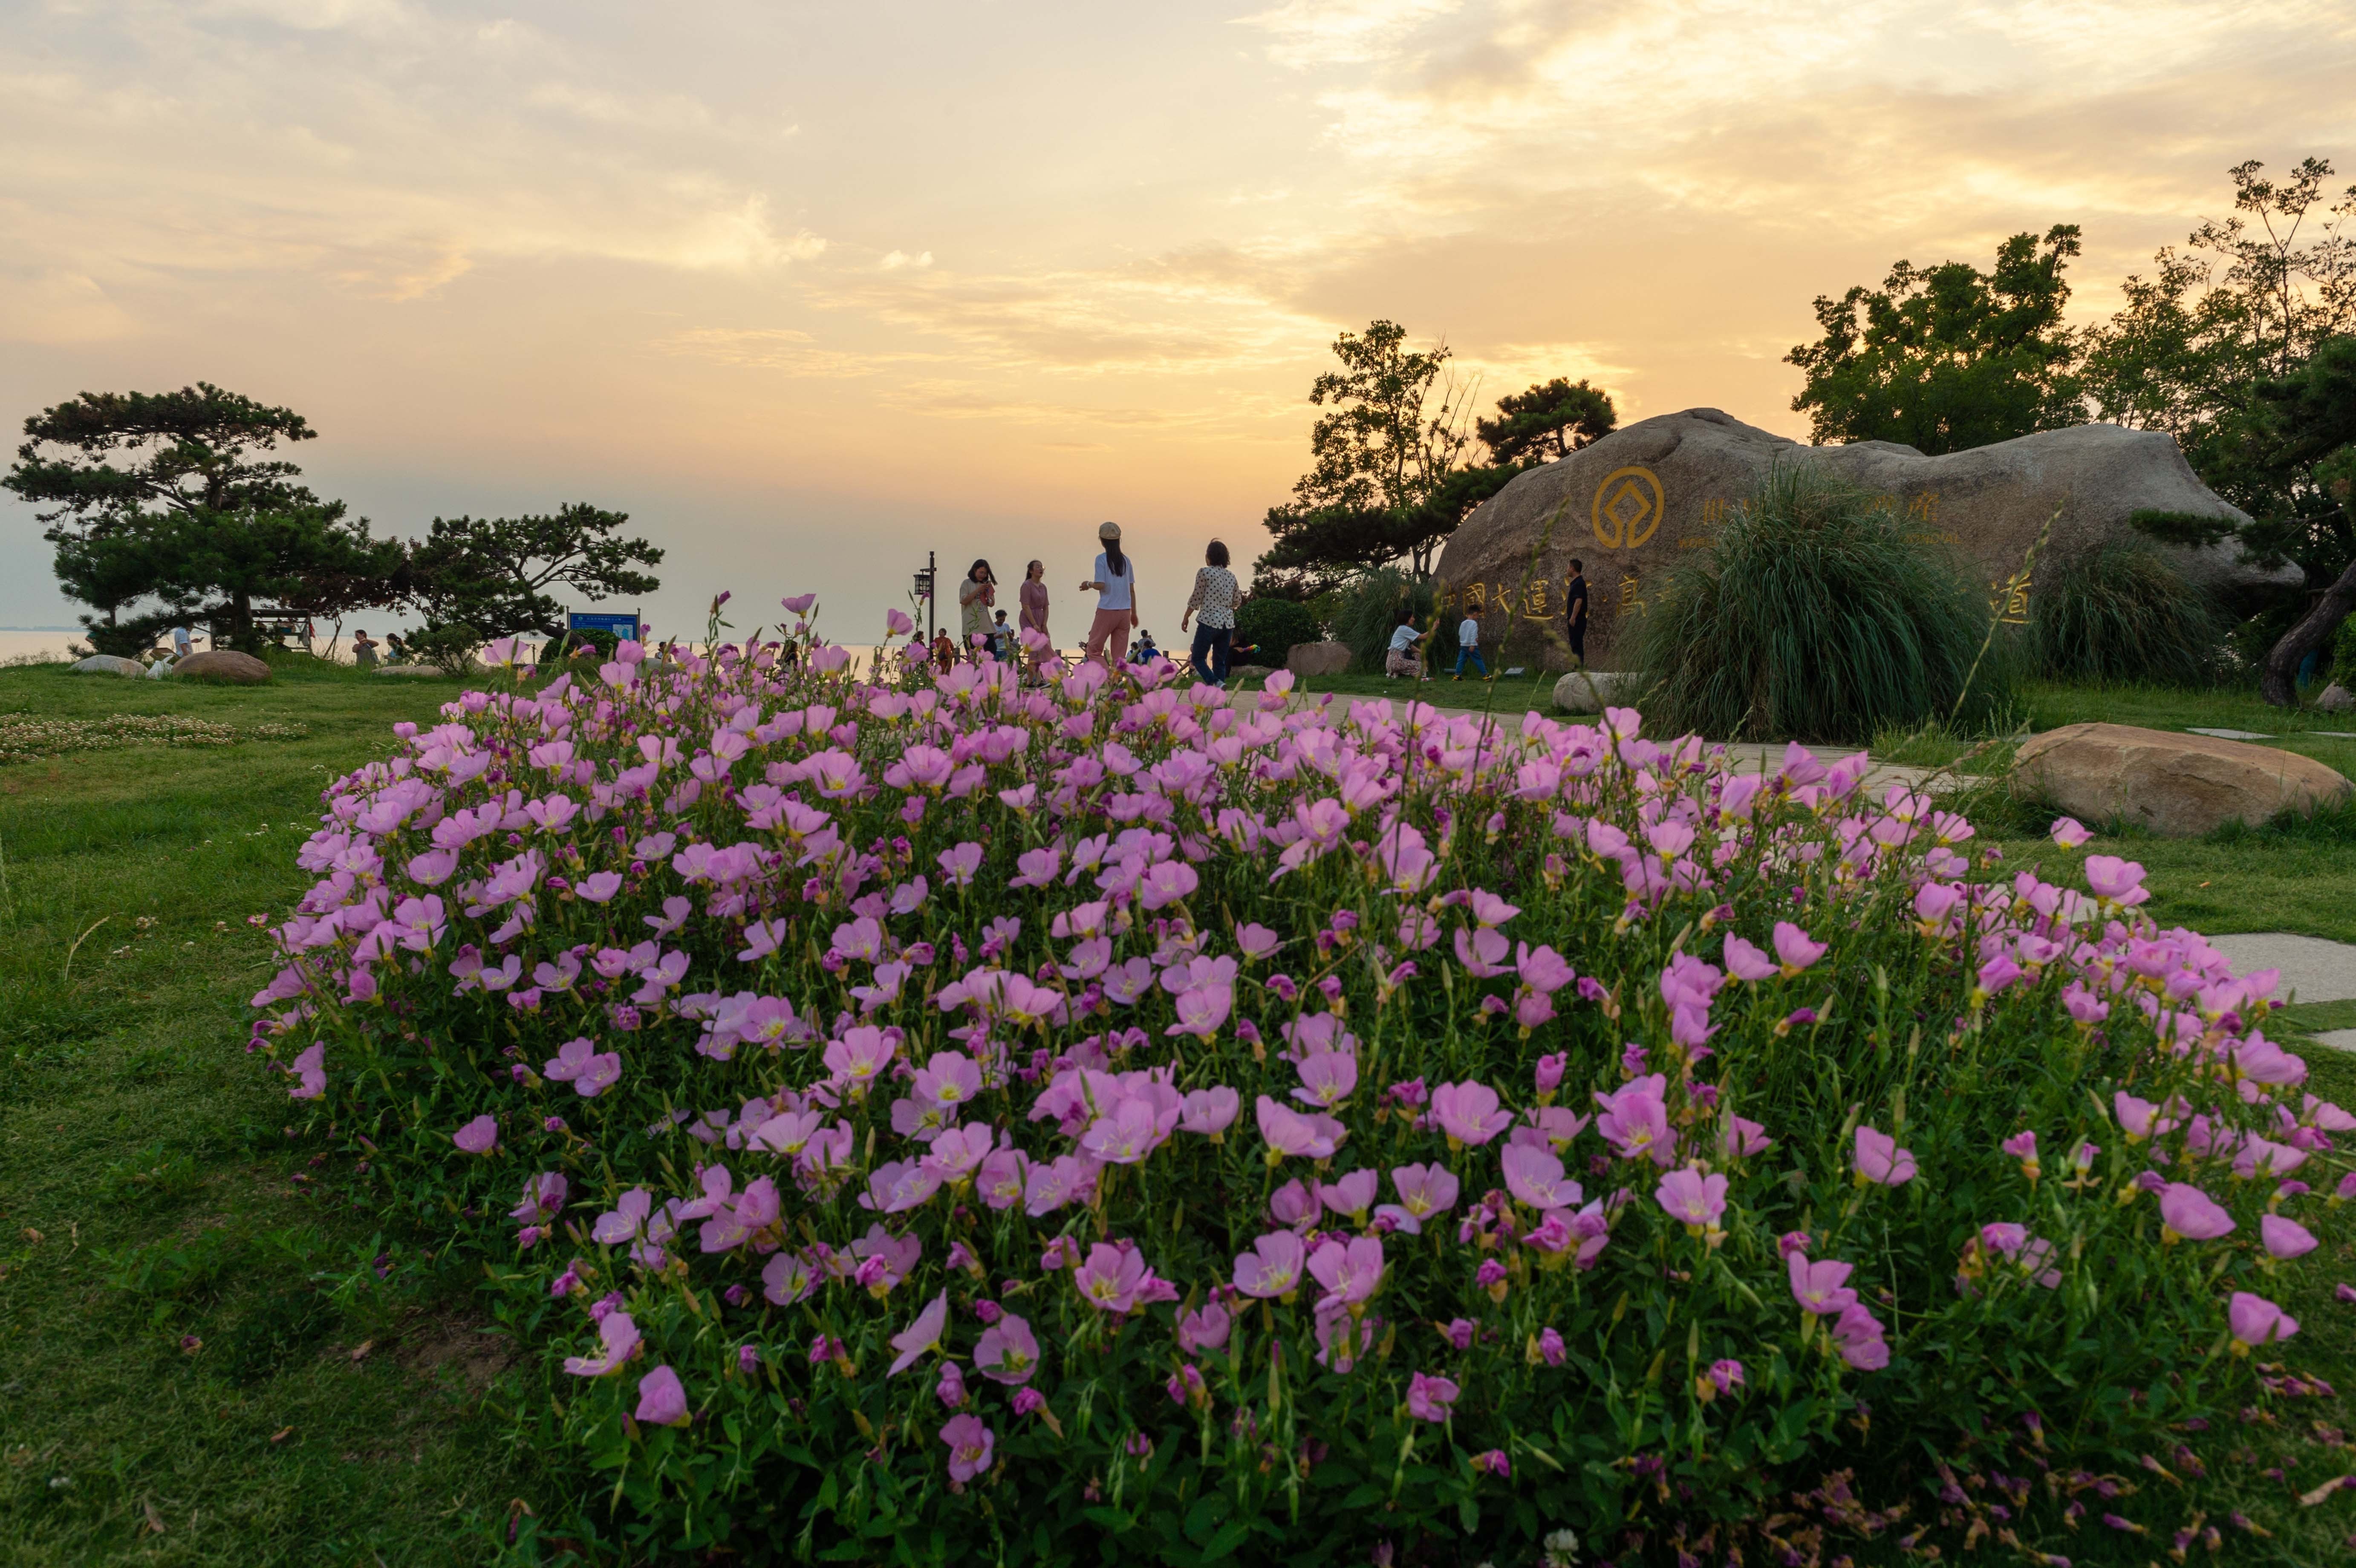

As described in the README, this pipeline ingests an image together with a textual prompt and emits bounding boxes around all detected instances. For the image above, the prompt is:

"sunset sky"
[3,0,2352,645]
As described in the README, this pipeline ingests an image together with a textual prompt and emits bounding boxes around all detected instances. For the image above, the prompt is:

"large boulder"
[171,649,272,684]
[2013,722,2352,836]
[1551,670,1647,714]
[1287,641,1352,679]
[1434,408,2290,669]
[71,654,145,677]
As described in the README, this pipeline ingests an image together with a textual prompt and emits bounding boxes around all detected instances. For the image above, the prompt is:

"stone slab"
[2311,1029,2356,1054]
[2202,933,2356,1004]
[2187,727,2272,741]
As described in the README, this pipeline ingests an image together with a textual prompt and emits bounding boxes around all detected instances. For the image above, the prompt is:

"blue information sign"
[568,611,642,642]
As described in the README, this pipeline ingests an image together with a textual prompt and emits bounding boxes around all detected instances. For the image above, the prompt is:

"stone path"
[2204,933,2356,1005]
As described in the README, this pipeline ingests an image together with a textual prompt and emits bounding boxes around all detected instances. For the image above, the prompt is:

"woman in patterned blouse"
[1180,539,1240,684]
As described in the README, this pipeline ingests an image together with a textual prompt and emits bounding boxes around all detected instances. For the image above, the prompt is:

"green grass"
[0,657,546,1567]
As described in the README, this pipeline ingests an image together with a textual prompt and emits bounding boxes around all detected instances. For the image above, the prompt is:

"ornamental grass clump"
[1634,464,2001,744]
[2026,537,2224,688]
[257,598,2349,1563]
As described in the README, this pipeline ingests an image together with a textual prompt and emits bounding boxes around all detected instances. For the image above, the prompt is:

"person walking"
[1179,539,1239,684]
[1384,612,1423,679]
[958,559,996,659]
[1080,522,1138,666]
[1565,559,1589,667]
[1452,604,1488,680]
[351,628,380,668]
[1019,559,1051,676]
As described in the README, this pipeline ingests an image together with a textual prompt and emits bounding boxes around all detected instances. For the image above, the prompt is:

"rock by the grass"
[2318,683,2355,714]
[1287,641,1352,679]
[1227,664,1273,688]
[1435,407,2290,669]
[1552,669,1646,713]
[71,654,145,677]
[375,663,452,677]
[171,649,272,684]
[2012,721,2352,836]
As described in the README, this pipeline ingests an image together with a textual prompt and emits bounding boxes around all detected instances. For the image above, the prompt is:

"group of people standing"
[933,522,1245,685]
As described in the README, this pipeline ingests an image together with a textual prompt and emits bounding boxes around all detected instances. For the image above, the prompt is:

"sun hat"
[1098,521,1121,541]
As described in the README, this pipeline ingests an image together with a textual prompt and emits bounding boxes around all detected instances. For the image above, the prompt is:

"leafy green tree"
[2083,160,2356,703]
[4,383,398,652]
[1786,225,2084,454]
[402,504,663,640]
[1475,377,1616,464]
[1255,321,1481,594]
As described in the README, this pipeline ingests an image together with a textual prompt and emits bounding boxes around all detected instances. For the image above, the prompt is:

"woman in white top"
[1079,521,1138,666]
[1384,613,1423,679]
[1179,539,1240,684]
[957,559,996,659]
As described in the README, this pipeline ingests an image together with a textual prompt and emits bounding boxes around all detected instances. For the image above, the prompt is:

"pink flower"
[1177,1303,1230,1353]
[1406,1371,1460,1422]
[1317,1168,1379,1221]
[1472,1449,1511,1478]
[1832,1303,1890,1371]
[889,1290,951,1375]
[1256,1095,1345,1161]
[562,1310,641,1376]
[2050,816,2091,848]
[2000,1130,2040,1179]
[1072,1242,1152,1314]
[1853,1126,1917,1187]
[1431,1081,1513,1147]
[940,1413,995,1482]
[886,607,915,636]
[1772,921,1825,972]
[453,1115,499,1155]
[1722,934,1775,982]
[1179,1086,1241,1135]
[2083,854,2148,905]
[2228,1291,2299,1349]
[782,592,818,615]
[1501,1144,1582,1211]
[1787,1253,1858,1316]
[287,1042,326,1100]
[1374,1164,1460,1234]
[1536,1326,1566,1366]
[1293,1051,1359,1109]
[1707,1359,1745,1394]
[1717,1115,1771,1158]
[1654,1165,1729,1231]
[935,1362,967,1408]
[2260,1213,2318,1260]
[633,1365,690,1426]
[1594,1084,1672,1167]
[1233,1231,1307,1299]
[1307,1235,1386,1309]
[1533,1053,1567,1096]
[2158,1184,2235,1242]
[973,1313,1041,1384]
[543,1036,623,1098]
[2113,1092,2174,1141]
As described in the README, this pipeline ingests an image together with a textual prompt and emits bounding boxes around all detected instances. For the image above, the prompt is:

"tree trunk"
[2259,554,2356,705]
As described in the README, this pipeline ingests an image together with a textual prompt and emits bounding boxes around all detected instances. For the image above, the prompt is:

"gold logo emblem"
[1591,466,1664,550]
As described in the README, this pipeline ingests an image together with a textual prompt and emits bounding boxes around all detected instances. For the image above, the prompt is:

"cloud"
[1235,0,1468,68]
[0,269,139,344]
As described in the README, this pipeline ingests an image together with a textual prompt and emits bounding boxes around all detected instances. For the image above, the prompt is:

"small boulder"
[2013,721,2352,836]
[1552,669,1646,713]
[2318,683,2355,714]
[1287,641,1352,679]
[1226,664,1273,688]
[71,654,145,677]
[171,649,272,684]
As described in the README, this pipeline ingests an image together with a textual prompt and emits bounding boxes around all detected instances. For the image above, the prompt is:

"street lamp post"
[912,551,937,645]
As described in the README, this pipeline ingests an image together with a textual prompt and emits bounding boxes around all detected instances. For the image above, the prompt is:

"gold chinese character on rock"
[1906,492,1941,523]
[1464,582,1486,612]
[1523,579,1553,620]
[1701,498,1731,526]
[1991,574,2032,625]
[1618,574,1641,611]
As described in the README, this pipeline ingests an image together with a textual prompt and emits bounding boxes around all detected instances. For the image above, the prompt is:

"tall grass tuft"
[2027,538,2223,687]
[1633,464,2004,743]
[1329,568,1445,672]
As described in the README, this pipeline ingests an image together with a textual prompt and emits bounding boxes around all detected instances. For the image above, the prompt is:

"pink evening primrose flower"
[1374,1163,1460,1234]
[1654,1165,1729,1232]
[2050,816,2091,849]
[2157,1183,2235,1242]
[1787,1253,1859,1316]
[2082,854,2148,906]
[1256,1095,1345,1162]
[1177,1303,1230,1354]
[1430,1080,1514,1148]
[453,1115,499,1155]
[888,1291,951,1375]
[562,1310,642,1376]
[1853,1126,1917,1187]
[2260,1213,2319,1260]
[941,1413,995,1482]
[1072,1242,1152,1314]
[1722,934,1775,982]
[1771,921,1825,972]
[1406,1371,1460,1423]
[633,1365,690,1427]
[2228,1291,2298,1349]
[1306,1235,1386,1310]
[973,1313,1041,1384]
[1233,1231,1307,1300]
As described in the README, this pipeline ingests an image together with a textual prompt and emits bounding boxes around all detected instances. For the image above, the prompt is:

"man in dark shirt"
[1565,559,1589,666]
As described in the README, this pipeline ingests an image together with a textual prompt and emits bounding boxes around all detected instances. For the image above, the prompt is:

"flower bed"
[256,604,2350,1564]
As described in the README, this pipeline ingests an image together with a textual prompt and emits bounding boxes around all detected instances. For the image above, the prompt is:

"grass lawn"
[3,656,2355,1563]
[0,658,549,1566]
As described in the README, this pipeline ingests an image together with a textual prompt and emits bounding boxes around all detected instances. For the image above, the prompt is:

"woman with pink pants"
[1079,520,1138,666]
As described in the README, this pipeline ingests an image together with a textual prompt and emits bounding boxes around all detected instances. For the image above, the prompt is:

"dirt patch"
[386,1305,517,1395]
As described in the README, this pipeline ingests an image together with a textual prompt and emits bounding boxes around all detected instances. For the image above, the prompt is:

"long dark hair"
[1103,538,1128,577]
[969,559,992,583]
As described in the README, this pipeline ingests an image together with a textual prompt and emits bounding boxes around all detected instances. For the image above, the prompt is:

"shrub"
[1232,596,1319,667]
[259,612,2347,1563]
[1633,464,2005,743]
[2027,538,2223,687]
[405,622,482,676]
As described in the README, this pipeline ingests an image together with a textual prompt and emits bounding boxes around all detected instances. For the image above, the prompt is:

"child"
[1453,606,1488,680]
[991,609,1013,660]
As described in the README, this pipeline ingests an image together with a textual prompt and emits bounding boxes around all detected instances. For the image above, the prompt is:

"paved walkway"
[2204,934,2356,1005]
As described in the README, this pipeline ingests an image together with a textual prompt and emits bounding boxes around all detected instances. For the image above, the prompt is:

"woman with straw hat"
[1080,522,1138,666]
